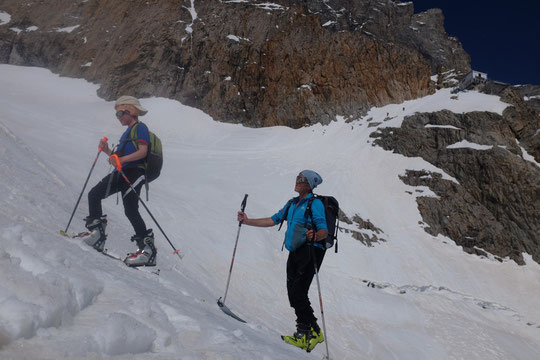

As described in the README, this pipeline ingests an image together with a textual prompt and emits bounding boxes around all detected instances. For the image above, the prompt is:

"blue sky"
[412,1,540,85]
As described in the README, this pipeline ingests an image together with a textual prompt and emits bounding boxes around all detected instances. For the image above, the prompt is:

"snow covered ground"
[0,64,539,359]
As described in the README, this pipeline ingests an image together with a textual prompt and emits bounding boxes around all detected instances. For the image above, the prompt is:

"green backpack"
[128,122,163,183]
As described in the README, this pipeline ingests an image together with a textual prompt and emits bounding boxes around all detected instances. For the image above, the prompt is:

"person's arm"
[306,198,328,242]
[116,122,150,164]
[237,211,275,227]
[118,143,148,164]
[306,228,327,242]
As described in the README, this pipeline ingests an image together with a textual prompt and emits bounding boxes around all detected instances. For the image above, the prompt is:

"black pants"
[286,243,326,330]
[88,167,147,236]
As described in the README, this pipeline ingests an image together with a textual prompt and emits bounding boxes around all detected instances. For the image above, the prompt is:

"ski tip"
[59,230,67,236]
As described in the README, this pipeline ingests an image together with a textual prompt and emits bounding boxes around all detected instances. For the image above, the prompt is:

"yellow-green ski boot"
[281,327,311,351]
[306,328,324,352]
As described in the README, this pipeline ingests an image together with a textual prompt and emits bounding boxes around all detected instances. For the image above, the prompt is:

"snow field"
[0,64,539,359]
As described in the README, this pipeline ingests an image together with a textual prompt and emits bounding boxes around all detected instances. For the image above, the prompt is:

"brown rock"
[0,0,469,128]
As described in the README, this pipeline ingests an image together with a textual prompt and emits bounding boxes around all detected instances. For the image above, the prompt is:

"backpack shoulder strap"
[128,122,151,199]
[304,195,317,230]
[129,122,141,150]
[277,198,294,231]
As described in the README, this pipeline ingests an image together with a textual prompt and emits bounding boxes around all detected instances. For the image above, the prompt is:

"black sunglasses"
[116,109,131,118]
[296,176,309,184]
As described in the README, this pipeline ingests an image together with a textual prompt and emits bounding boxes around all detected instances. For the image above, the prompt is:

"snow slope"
[0,64,539,359]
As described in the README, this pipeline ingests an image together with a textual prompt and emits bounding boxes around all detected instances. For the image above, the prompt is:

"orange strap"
[109,154,122,171]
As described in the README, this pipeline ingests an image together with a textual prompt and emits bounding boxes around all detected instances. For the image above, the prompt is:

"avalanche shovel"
[217,194,248,323]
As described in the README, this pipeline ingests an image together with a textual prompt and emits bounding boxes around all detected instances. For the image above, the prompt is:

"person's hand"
[99,138,110,154]
[108,154,123,168]
[237,211,248,223]
[306,229,316,242]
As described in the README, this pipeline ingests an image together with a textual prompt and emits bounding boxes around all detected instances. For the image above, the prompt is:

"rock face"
[372,86,540,264]
[0,0,469,127]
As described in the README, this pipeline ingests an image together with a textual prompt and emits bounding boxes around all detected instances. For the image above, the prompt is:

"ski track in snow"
[0,64,539,359]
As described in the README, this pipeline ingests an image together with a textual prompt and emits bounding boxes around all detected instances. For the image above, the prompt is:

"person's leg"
[119,168,147,236]
[88,172,119,221]
[83,172,119,250]
[120,168,156,267]
[287,245,326,330]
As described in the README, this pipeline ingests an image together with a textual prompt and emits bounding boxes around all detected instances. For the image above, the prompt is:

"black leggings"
[88,167,147,236]
[286,244,326,329]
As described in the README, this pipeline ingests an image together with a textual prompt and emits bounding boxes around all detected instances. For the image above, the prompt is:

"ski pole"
[110,155,183,260]
[62,136,108,235]
[221,194,248,305]
[311,245,330,359]
[307,224,330,359]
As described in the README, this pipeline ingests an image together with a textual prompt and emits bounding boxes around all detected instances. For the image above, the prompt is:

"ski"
[59,229,91,238]
[59,231,160,275]
[103,249,160,275]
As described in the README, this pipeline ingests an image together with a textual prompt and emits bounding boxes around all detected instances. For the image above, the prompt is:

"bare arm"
[108,143,148,165]
[237,211,275,227]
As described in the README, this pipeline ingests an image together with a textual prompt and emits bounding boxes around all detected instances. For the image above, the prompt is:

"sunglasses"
[115,109,131,118]
[296,176,309,184]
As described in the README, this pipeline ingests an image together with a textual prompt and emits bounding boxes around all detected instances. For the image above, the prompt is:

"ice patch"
[425,124,462,130]
[184,0,197,35]
[0,11,11,26]
[517,140,539,167]
[226,34,250,42]
[447,140,493,151]
[55,25,80,33]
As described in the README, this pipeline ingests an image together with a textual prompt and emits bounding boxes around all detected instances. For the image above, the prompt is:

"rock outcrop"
[372,89,540,264]
[0,0,469,127]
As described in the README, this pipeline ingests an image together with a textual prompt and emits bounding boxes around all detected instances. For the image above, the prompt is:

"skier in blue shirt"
[237,170,327,351]
[81,96,156,267]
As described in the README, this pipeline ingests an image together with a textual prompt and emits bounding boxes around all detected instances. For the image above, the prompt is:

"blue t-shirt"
[271,193,327,251]
[116,122,150,169]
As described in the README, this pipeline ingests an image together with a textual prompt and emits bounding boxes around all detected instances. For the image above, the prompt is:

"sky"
[412,1,540,85]
[2,64,540,359]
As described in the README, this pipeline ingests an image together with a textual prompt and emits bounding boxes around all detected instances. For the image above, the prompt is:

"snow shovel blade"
[217,298,246,323]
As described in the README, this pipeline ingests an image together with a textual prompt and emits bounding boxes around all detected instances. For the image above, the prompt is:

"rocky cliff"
[372,84,540,264]
[0,0,469,127]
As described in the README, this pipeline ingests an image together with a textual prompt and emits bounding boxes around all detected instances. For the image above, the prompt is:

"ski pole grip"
[241,194,248,212]
[110,154,122,171]
[238,194,248,226]
[98,136,108,152]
